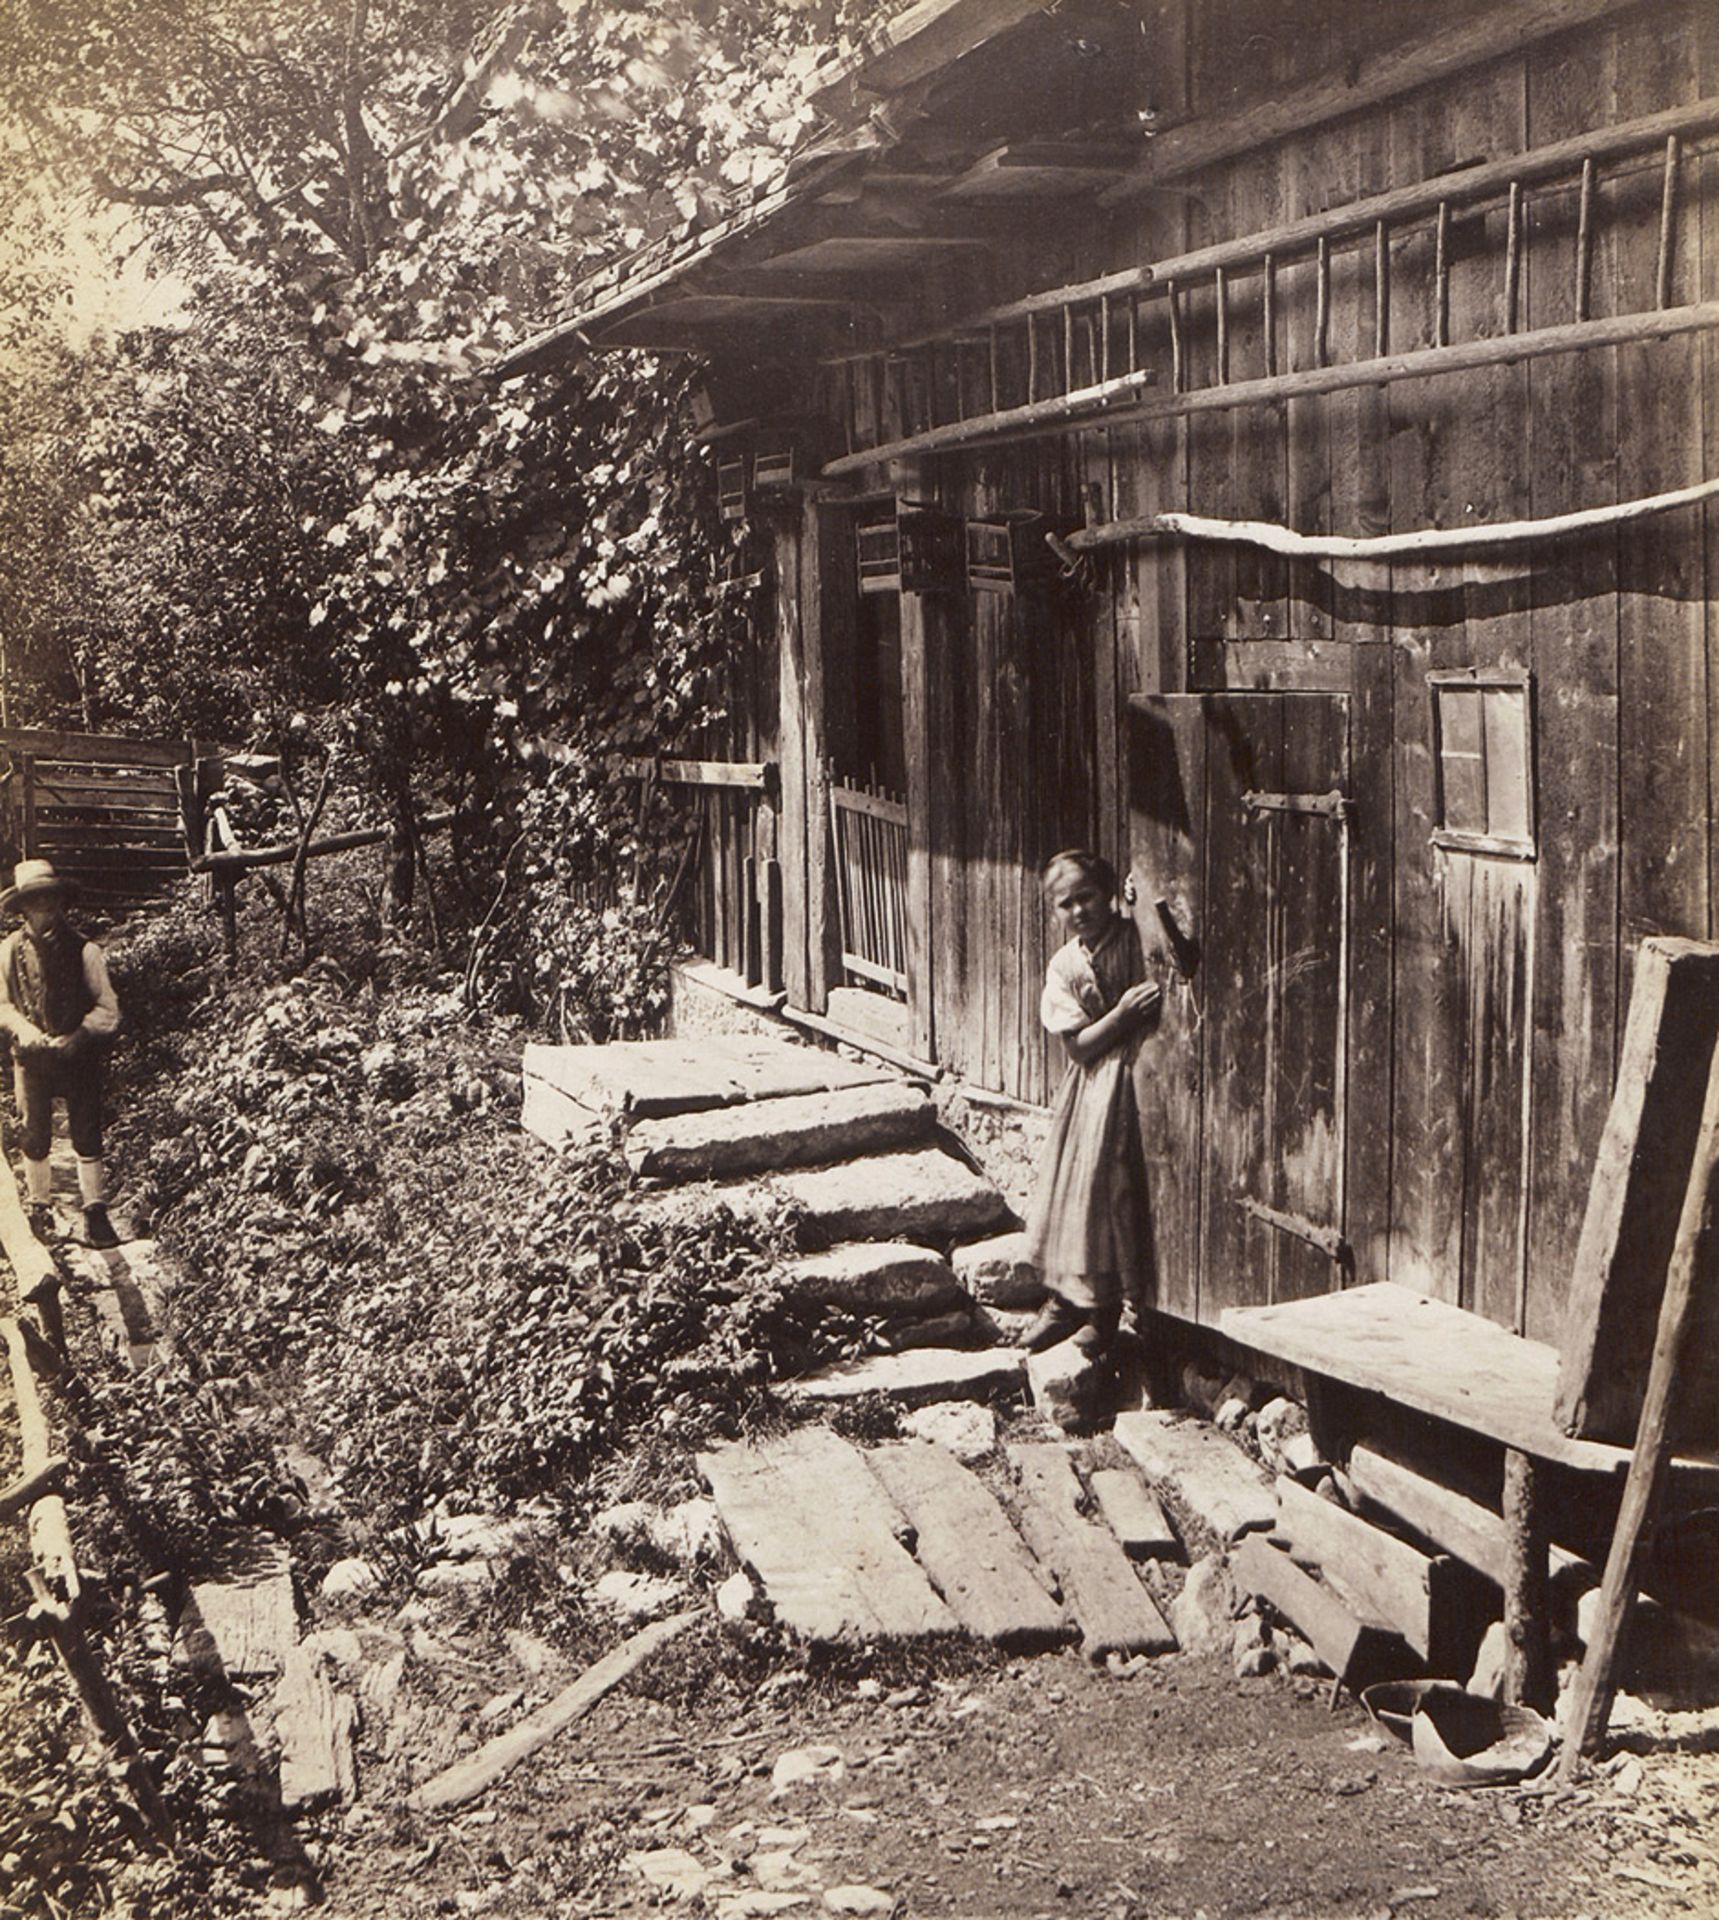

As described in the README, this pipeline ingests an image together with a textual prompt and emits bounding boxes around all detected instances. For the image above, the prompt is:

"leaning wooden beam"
[820,365,1158,476]
[2,1317,78,1609]
[1067,474,1719,562]
[0,1454,69,1520]
[408,1610,699,1812]
[1559,1033,1719,1768]
[1103,0,1647,197]
[611,756,776,792]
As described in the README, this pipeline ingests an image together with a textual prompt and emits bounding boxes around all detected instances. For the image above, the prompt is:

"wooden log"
[0,1155,63,1304]
[1502,1450,1553,1710]
[1230,1534,1409,1691]
[1556,940,1719,1445]
[1274,1476,1460,1667]
[410,1610,699,1812]
[1560,1030,1719,1767]
[1007,1444,1175,1658]
[194,810,455,874]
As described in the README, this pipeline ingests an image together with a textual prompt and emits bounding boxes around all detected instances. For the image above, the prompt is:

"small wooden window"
[716,455,749,523]
[854,500,962,595]
[1429,671,1535,858]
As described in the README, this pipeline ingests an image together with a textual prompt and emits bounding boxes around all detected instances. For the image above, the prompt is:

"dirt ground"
[306,1602,1719,1920]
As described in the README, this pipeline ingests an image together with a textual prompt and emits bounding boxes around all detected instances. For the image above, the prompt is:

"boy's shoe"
[83,1205,120,1250]
[26,1202,55,1239]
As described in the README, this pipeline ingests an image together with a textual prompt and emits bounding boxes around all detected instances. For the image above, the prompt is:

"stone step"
[523,1035,892,1148]
[750,1147,1015,1245]
[951,1230,1045,1310]
[787,1345,1027,1409]
[781,1241,966,1320]
[626,1083,935,1184]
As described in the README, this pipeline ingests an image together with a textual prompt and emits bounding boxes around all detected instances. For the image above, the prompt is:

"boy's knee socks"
[76,1156,107,1207]
[24,1156,52,1204]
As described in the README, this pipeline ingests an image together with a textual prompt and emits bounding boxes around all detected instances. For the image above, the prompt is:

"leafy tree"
[0,0,873,988]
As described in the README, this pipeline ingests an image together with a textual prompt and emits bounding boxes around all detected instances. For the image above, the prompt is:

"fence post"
[18,755,36,858]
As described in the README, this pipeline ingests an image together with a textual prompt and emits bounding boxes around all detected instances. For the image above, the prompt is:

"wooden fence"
[829,775,909,998]
[0,728,204,908]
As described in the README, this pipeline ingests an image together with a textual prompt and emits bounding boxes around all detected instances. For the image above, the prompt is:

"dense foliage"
[0,0,874,1014]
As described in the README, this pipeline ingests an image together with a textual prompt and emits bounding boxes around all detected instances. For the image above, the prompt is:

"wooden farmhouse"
[501,0,1719,1424]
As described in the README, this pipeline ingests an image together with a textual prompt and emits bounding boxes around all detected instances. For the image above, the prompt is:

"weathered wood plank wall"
[1107,0,1717,1340]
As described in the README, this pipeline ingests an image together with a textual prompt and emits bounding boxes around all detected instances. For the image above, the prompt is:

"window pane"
[1483,686,1531,842]
[1437,685,1486,833]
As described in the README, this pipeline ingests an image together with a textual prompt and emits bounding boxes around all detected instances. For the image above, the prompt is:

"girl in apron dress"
[1022,850,1160,1356]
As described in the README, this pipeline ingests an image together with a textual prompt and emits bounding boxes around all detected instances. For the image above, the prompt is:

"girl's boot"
[78,1156,119,1249]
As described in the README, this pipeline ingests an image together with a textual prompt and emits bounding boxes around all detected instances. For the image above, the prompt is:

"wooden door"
[1128,692,1351,1324]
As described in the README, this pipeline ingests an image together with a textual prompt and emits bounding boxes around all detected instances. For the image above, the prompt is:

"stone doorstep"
[624,1081,936,1184]
[950,1230,1046,1310]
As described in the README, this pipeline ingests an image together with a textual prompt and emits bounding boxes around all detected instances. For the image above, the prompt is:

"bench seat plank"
[1221,1284,1719,1476]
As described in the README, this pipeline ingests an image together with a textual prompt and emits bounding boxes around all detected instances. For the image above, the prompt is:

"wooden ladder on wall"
[823,94,1719,475]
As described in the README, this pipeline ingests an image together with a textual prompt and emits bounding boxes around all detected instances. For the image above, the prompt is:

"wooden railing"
[829,775,909,997]
[0,727,204,906]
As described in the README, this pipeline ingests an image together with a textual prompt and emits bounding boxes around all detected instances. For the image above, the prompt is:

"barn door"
[1128,692,1350,1325]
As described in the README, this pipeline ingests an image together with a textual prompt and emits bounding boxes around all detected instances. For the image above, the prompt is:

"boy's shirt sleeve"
[0,932,35,1044]
[80,944,121,1038]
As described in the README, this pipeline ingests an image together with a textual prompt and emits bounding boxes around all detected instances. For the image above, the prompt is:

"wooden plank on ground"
[1344,1443,1589,1591]
[1007,1444,1175,1658]
[173,1538,298,1679]
[1274,1475,1456,1666]
[1089,1468,1179,1560]
[699,1429,957,1643]
[410,1611,698,1812]
[1230,1534,1409,1690]
[1555,938,1719,1445]
[1111,1409,1276,1542]
[865,1439,1069,1647]
[267,1643,358,1811]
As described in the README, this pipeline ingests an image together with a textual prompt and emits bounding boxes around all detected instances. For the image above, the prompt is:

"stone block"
[1026,1335,1100,1432]
[950,1231,1045,1309]
[784,1242,964,1320]
[901,1402,997,1463]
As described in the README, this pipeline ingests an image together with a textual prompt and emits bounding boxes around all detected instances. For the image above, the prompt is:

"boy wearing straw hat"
[0,860,122,1247]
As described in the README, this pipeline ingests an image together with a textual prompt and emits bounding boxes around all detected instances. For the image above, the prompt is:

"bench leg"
[1502,1448,1552,1711]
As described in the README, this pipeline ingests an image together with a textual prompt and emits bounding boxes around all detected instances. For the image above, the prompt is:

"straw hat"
[1,859,77,911]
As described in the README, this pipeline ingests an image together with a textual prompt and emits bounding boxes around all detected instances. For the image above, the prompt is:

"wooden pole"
[1558,1033,1719,1771]
[1064,473,1719,562]
[1501,1449,1553,1710]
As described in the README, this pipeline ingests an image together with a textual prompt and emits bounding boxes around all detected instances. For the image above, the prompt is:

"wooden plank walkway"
[698,1429,957,1642]
[703,1430,1178,1658]
[867,1439,1068,1647]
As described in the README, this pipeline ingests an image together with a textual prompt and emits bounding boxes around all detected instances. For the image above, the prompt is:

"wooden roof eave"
[491,148,873,377]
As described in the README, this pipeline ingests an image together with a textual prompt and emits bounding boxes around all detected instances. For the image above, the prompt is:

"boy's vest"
[5,923,96,1038]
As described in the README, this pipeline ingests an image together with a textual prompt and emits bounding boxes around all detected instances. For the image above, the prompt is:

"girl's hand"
[1118,981,1163,1023]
